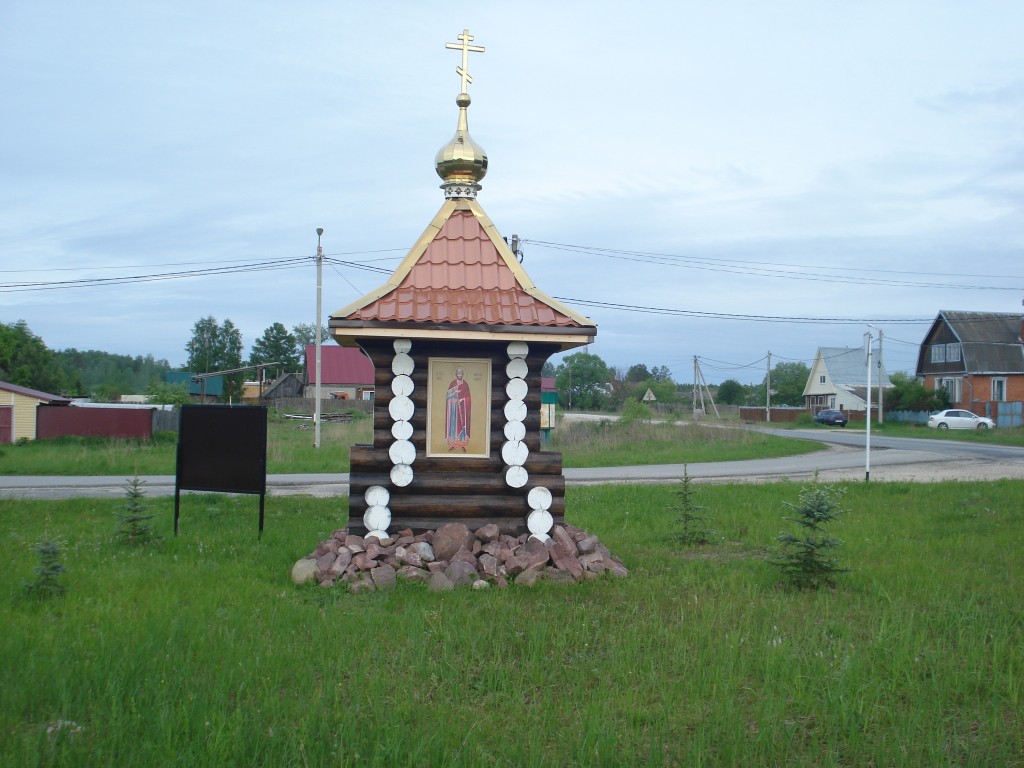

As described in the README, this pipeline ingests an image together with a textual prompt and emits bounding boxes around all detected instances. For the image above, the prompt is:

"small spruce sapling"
[24,537,66,598]
[772,478,848,589]
[671,466,715,545]
[115,476,162,546]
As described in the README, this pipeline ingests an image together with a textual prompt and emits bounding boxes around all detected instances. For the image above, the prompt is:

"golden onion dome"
[435,92,488,199]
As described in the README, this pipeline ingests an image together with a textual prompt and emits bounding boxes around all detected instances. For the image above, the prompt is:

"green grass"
[1,415,822,476]
[0,416,372,476]
[3,480,1021,766]
[553,418,824,468]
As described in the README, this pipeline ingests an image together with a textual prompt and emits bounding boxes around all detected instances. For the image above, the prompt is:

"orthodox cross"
[445,29,485,95]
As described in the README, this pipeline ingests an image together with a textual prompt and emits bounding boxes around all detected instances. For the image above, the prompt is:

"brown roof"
[0,380,70,404]
[330,199,595,348]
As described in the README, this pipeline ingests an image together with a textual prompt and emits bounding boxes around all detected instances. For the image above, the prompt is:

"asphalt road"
[2,427,1022,499]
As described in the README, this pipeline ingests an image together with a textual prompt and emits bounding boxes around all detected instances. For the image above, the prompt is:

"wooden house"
[0,380,71,443]
[916,310,1024,425]
[328,33,596,538]
[802,347,892,413]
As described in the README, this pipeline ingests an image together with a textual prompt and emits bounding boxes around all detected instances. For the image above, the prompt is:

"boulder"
[432,523,473,562]
[291,558,318,585]
[428,573,455,592]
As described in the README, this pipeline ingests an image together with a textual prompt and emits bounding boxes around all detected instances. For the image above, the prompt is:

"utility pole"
[877,329,884,425]
[693,356,699,417]
[766,351,772,423]
[314,227,324,449]
[865,331,872,482]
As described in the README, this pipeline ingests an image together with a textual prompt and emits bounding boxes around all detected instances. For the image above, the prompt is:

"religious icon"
[427,357,491,458]
[445,367,472,451]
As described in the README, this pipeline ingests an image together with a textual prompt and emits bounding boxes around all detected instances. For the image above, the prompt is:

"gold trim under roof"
[329,199,596,331]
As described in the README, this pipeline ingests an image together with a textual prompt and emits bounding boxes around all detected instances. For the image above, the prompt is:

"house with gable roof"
[802,347,892,413]
[915,310,1024,425]
[0,380,71,443]
[302,345,375,401]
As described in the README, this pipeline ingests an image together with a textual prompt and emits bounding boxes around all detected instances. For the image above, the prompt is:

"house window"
[930,345,945,363]
[992,378,1007,402]
[936,377,961,402]
[819,375,826,384]
[945,343,961,363]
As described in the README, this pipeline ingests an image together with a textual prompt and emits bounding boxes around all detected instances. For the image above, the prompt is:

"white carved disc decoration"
[388,396,414,422]
[506,465,529,488]
[528,532,551,544]
[392,353,414,376]
[391,374,414,397]
[389,439,416,465]
[390,464,414,487]
[501,440,529,467]
[527,486,552,511]
[391,420,413,441]
[393,339,412,354]
[527,509,553,535]
[504,420,526,442]
[505,358,528,380]
[505,378,528,401]
[504,399,527,423]
[507,342,529,359]
[366,529,389,541]
[364,485,390,507]
[363,505,391,532]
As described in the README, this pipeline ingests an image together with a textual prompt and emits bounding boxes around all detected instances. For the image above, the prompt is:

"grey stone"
[371,564,397,589]
[349,577,376,594]
[315,552,336,576]
[550,542,584,581]
[408,541,435,562]
[472,579,491,590]
[551,525,577,555]
[432,523,472,562]
[515,569,542,587]
[478,553,499,579]
[397,565,431,582]
[396,546,424,569]
[577,535,601,554]
[544,568,577,585]
[291,558,318,585]
[428,573,455,592]
[476,523,500,542]
[445,560,478,586]
[345,535,366,553]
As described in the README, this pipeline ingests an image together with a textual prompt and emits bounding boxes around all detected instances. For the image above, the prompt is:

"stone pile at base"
[292,522,628,592]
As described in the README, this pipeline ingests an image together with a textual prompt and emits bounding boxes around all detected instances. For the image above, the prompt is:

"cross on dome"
[445,29,484,95]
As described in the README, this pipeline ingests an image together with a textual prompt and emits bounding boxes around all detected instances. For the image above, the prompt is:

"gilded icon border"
[426,357,492,458]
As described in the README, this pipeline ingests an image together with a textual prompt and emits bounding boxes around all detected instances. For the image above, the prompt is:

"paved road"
[2,428,1022,499]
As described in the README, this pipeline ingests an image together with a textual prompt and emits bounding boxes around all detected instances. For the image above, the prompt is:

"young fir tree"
[24,537,67,598]
[671,466,715,546]
[772,479,848,589]
[115,476,162,546]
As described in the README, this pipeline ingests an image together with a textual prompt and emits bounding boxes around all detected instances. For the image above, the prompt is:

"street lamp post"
[314,228,324,449]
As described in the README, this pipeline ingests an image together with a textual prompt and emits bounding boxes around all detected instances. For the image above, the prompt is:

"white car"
[927,409,996,430]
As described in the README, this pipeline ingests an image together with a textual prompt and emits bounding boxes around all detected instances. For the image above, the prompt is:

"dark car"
[813,409,848,427]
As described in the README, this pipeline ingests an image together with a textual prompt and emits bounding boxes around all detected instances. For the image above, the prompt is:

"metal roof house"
[303,345,375,401]
[802,347,892,412]
[915,310,1024,424]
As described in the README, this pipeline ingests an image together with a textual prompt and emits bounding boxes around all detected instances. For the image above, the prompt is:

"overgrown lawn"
[3,480,1021,766]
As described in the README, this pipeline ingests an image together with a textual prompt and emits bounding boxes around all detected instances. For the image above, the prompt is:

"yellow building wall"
[0,390,42,441]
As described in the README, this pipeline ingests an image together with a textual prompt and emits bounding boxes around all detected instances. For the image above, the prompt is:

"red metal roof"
[304,345,374,385]
[345,210,582,327]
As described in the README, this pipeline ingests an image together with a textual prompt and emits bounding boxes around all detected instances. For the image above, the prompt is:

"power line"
[527,240,1024,291]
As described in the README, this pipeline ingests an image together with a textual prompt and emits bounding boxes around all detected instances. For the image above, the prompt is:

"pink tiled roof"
[304,345,374,385]
[345,210,583,327]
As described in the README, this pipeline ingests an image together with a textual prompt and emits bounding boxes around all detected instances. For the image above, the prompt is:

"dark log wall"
[348,338,563,535]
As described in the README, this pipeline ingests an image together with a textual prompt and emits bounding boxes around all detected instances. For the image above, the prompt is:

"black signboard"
[175,405,268,536]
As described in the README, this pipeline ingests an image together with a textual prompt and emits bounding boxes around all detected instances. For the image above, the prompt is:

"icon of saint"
[445,367,471,451]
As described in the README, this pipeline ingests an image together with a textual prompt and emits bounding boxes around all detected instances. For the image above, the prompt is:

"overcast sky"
[3,2,1022,385]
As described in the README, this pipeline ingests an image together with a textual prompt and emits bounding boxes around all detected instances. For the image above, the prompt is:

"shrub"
[115,476,162,546]
[771,479,847,588]
[24,537,66,598]
[671,466,715,546]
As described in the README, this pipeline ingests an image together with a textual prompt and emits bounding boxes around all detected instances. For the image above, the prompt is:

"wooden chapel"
[329,30,597,539]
